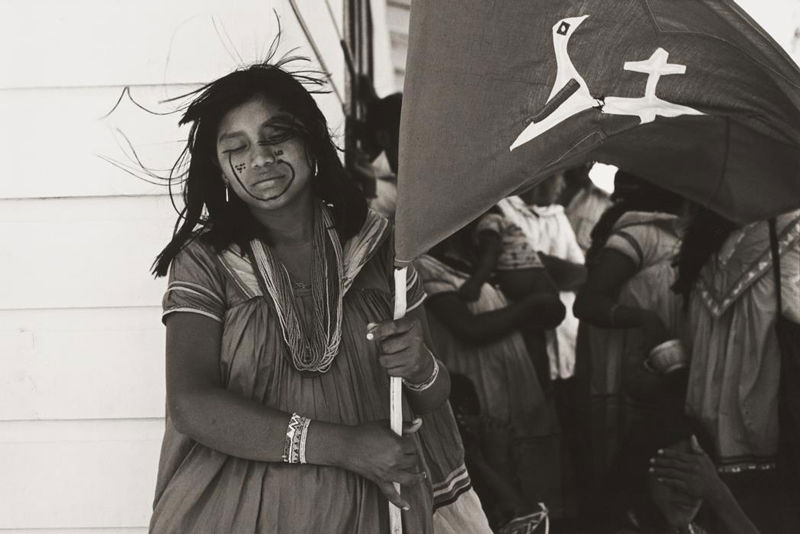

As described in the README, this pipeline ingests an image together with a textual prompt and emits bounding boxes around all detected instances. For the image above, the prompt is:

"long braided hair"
[672,206,739,308]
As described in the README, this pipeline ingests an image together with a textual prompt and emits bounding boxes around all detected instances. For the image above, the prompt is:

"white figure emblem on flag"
[510,15,705,152]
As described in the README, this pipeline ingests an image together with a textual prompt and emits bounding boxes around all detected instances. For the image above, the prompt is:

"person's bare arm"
[425,290,565,345]
[537,252,587,291]
[524,264,560,298]
[166,313,424,509]
[704,483,761,534]
[459,230,502,302]
[780,242,800,324]
[573,249,669,348]
[651,438,760,534]
[166,313,290,462]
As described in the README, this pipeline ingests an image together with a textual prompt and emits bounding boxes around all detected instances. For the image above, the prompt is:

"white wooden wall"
[0,1,393,531]
[386,0,410,90]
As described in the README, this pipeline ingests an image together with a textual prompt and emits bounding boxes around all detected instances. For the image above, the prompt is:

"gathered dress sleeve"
[604,224,663,270]
[162,239,227,324]
[414,255,458,297]
[404,261,427,313]
[376,231,427,313]
[475,212,504,237]
[781,234,800,324]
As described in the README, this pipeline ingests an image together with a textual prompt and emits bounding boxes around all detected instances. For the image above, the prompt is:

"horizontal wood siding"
[0,0,376,530]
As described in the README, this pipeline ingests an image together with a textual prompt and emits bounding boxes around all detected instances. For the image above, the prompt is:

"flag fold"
[395,0,800,263]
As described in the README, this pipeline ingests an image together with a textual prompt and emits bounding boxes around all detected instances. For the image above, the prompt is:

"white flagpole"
[389,267,408,534]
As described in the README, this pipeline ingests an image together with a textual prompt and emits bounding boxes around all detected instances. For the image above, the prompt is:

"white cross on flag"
[394,0,800,264]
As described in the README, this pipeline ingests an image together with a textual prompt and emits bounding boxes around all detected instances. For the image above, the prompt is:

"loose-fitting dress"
[684,210,800,470]
[420,401,493,533]
[497,198,584,380]
[579,212,684,481]
[150,211,438,533]
[682,210,800,533]
[414,254,564,514]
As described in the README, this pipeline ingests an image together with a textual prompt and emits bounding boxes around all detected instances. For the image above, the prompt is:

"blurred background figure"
[673,206,800,533]
[449,373,539,530]
[462,206,564,390]
[415,224,567,530]
[574,171,685,498]
[611,408,760,534]
[497,177,587,525]
[498,174,586,385]
[573,170,687,524]
[350,85,403,219]
[560,163,613,255]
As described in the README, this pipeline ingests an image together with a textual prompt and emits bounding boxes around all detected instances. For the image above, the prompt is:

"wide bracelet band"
[403,350,440,392]
[282,413,311,464]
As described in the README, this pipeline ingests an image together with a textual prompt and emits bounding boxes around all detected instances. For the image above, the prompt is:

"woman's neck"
[249,191,315,246]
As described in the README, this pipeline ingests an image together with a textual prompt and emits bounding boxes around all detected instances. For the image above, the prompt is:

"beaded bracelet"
[403,349,440,392]
[283,413,311,464]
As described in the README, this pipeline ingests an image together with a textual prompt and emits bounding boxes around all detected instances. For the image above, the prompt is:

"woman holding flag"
[146,61,457,533]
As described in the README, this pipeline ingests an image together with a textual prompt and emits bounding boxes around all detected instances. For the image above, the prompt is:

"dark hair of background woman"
[151,61,368,277]
[585,170,684,263]
[672,206,738,309]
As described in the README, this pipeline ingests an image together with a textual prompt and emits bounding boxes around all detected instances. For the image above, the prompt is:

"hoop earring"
[313,160,318,177]
[225,184,230,203]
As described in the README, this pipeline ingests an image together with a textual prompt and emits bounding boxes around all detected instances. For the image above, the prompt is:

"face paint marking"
[228,152,295,202]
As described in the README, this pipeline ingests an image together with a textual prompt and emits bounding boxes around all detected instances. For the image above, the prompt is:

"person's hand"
[641,311,670,353]
[341,419,426,510]
[457,279,482,302]
[368,318,435,384]
[649,436,725,499]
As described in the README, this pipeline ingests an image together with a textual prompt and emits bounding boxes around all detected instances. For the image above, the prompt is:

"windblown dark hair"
[365,92,402,142]
[586,171,684,263]
[151,60,367,277]
[672,206,738,308]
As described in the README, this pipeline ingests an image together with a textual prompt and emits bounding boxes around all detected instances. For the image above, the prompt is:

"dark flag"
[394,0,800,263]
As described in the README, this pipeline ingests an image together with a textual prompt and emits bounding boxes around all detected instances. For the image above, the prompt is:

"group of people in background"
[357,91,800,533]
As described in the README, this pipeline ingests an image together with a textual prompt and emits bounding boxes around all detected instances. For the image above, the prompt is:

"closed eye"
[221,145,246,154]
[258,131,295,146]
[259,122,297,145]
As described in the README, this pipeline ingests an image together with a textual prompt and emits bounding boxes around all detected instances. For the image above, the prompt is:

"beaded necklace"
[248,203,344,374]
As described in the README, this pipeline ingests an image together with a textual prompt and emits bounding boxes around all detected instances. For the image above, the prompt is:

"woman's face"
[648,440,702,529]
[216,95,314,212]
